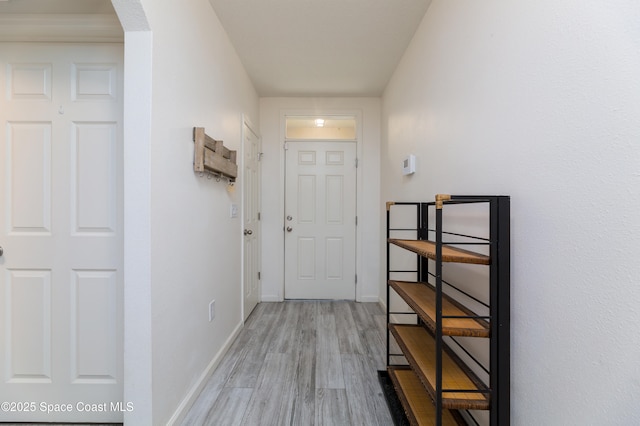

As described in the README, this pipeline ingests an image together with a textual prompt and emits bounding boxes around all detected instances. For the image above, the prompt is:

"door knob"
[244,229,253,235]
[286,227,293,232]
[286,215,293,221]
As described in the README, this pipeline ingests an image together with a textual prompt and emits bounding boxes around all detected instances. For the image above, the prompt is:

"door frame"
[279,109,363,301]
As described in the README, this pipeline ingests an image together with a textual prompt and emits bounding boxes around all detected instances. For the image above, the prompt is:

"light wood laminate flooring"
[181,301,393,426]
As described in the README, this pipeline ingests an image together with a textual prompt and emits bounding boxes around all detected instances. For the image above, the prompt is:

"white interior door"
[242,119,261,320]
[284,141,356,300]
[0,43,123,422]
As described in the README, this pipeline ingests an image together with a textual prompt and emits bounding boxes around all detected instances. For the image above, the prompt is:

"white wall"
[118,0,259,424]
[259,98,381,302]
[382,0,640,424]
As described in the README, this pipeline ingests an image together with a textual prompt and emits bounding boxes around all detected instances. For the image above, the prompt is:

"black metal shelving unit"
[381,195,510,426]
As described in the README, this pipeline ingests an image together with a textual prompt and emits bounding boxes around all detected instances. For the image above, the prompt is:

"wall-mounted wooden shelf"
[193,127,237,182]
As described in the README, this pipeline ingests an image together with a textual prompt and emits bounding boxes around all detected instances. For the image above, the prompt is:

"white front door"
[0,43,123,422]
[242,119,261,320]
[284,141,356,300]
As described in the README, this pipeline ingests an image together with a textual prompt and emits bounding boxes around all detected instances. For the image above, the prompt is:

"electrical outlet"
[209,299,215,322]
[230,204,238,218]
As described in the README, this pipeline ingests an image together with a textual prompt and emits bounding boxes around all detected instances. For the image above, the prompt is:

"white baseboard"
[166,321,244,425]
[260,295,282,302]
[358,295,381,303]
[262,295,383,304]
[378,296,387,312]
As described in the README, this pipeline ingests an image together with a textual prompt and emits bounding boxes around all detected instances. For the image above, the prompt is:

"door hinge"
[258,212,261,221]
[355,216,358,226]
[355,158,359,168]
[355,274,358,284]
[258,271,261,280]
[283,142,289,150]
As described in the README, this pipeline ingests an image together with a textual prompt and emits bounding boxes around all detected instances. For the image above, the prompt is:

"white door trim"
[278,109,363,301]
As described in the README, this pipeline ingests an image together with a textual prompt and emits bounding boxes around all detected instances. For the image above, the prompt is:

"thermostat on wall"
[402,154,416,175]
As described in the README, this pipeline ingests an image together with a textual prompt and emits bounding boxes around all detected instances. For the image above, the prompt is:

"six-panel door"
[284,141,356,300]
[0,43,124,422]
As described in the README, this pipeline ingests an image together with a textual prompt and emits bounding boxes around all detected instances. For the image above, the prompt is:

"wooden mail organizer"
[193,127,237,182]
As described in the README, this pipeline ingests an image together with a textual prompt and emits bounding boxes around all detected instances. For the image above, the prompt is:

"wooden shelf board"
[389,324,490,410]
[387,366,464,426]
[388,239,490,265]
[389,280,490,338]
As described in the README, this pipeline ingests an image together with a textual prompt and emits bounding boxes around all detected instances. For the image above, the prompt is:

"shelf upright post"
[416,203,425,328]
[386,202,393,367]
[419,202,428,284]
[490,196,511,426]
[434,194,449,426]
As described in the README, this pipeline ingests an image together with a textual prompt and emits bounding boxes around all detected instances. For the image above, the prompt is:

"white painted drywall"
[109,3,153,425]
[118,0,259,423]
[121,30,153,425]
[259,98,381,302]
[382,0,640,424]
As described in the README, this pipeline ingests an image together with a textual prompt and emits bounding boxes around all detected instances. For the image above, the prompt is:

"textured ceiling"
[209,0,432,97]
[0,0,115,14]
[0,0,432,97]
[0,0,122,42]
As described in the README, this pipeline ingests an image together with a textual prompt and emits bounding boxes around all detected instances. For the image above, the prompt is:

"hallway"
[181,301,393,425]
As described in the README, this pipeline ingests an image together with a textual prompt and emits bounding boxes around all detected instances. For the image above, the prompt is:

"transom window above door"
[285,116,356,140]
